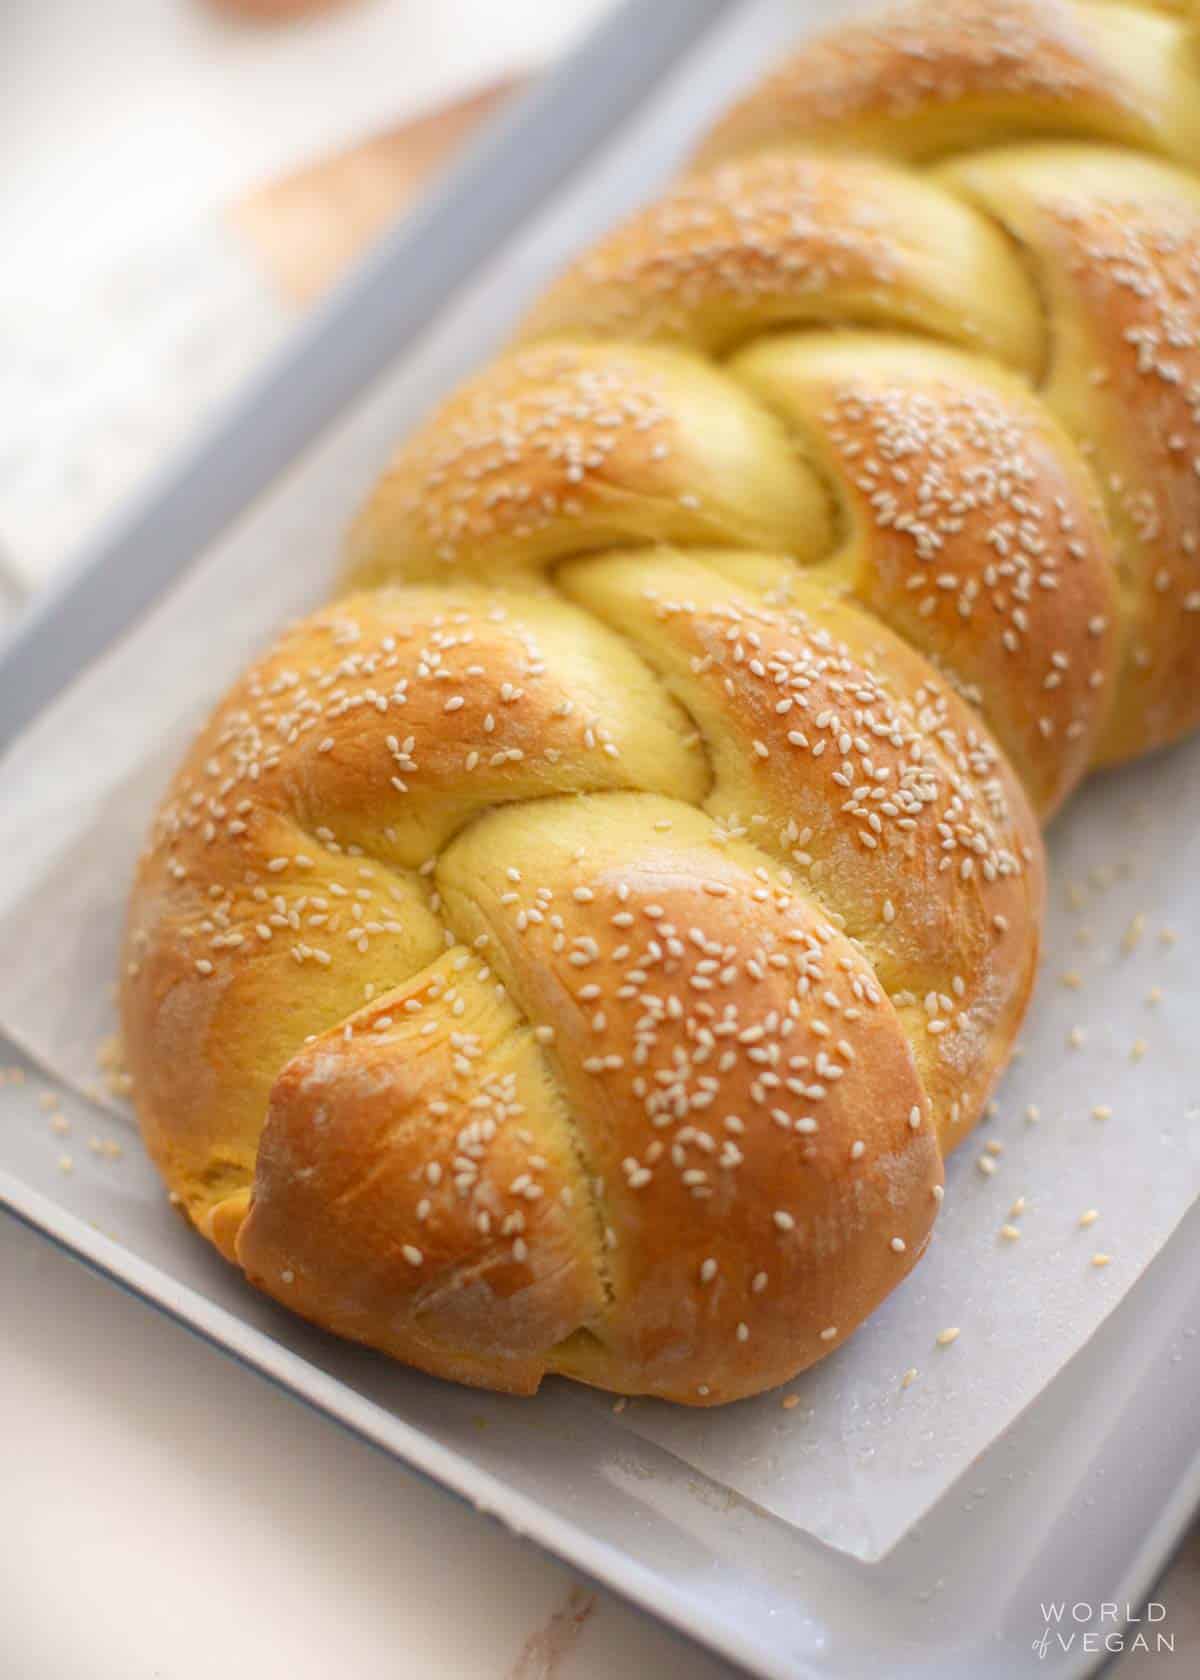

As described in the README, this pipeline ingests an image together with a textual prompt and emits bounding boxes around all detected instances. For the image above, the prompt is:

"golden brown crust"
[345,341,830,591]
[729,334,1120,814]
[237,953,606,1395]
[559,555,1044,1152]
[120,586,706,1225]
[123,0,1200,1403]
[520,149,1043,375]
[941,145,1200,761]
[695,0,1200,170]
[121,799,445,1228]
[233,794,946,1405]
[438,796,941,1403]
[122,582,987,1403]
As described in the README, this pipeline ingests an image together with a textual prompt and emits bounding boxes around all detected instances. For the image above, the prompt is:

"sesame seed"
[1120,912,1147,955]
[129,394,1090,1392]
[936,1327,961,1348]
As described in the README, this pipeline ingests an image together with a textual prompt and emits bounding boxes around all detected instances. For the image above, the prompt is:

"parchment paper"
[2,0,1198,1562]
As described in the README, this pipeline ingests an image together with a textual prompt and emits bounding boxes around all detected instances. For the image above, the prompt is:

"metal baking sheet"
[2,0,1199,1673]
[4,1052,1199,1680]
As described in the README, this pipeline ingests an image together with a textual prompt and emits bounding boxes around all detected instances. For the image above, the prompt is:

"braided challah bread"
[121,0,1200,1404]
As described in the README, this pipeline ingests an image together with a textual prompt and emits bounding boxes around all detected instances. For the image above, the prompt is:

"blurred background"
[0,0,613,605]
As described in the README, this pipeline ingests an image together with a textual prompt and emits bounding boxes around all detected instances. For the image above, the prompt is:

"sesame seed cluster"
[122,0,1200,1404]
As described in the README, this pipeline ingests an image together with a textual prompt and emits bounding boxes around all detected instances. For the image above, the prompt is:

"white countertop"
[2,2,1197,1674]
[2,1214,732,1680]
